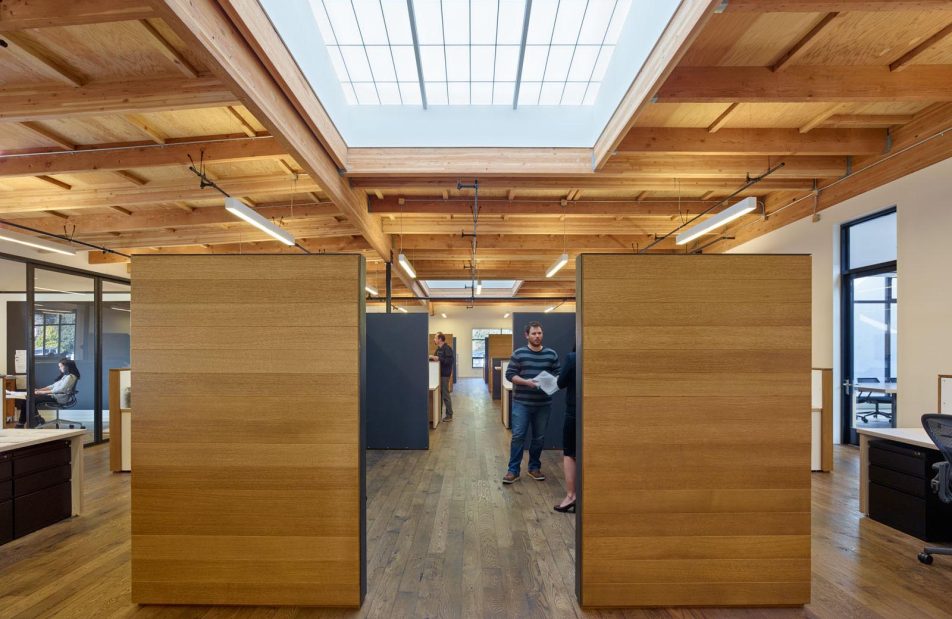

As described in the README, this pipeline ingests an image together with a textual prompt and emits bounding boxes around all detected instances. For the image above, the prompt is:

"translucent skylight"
[309,0,632,107]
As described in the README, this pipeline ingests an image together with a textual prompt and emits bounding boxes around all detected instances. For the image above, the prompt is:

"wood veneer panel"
[578,254,810,608]
[486,334,513,395]
[130,254,364,607]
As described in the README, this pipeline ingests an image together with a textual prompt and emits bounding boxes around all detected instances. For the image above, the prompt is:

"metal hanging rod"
[0,218,131,258]
[638,162,785,254]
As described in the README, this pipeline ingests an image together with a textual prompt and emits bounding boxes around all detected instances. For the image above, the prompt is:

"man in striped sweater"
[503,321,560,484]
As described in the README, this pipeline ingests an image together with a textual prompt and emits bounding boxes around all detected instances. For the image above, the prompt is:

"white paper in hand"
[534,371,559,395]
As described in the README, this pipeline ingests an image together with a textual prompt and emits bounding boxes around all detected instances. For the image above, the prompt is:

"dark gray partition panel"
[366,313,429,450]
[511,312,576,449]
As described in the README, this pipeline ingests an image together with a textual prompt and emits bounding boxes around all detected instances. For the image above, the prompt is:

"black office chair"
[918,414,952,565]
[36,389,85,430]
[856,377,894,423]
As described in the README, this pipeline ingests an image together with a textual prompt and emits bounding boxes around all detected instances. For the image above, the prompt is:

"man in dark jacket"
[429,333,454,421]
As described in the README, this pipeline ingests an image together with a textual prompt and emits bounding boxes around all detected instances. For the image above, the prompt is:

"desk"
[857,427,935,515]
[2,377,18,428]
[0,429,85,517]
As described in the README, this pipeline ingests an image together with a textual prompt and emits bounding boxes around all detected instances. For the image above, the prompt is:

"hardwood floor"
[1,378,951,618]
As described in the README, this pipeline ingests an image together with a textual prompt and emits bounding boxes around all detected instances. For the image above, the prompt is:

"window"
[34,309,77,358]
[472,327,512,368]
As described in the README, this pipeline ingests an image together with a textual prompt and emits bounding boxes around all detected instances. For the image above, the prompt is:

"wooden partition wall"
[131,255,364,607]
[578,254,811,608]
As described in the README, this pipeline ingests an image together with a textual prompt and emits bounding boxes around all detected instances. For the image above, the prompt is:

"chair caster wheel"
[918,552,933,565]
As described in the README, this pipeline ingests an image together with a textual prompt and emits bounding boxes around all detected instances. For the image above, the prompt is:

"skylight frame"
[312,0,632,108]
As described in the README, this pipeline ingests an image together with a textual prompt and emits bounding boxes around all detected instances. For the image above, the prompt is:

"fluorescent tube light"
[224,197,295,246]
[0,229,76,256]
[397,253,416,278]
[676,197,757,245]
[441,313,447,318]
[110,306,131,313]
[546,253,569,278]
[365,284,379,296]
[475,280,482,295]
[504,313,511,318]
[395,305,408,313]
[544,305,556,313]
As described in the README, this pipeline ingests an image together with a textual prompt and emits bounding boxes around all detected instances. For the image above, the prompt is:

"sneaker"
[502,472,520,484]
[442,415,453,422]
[527,470,545,481]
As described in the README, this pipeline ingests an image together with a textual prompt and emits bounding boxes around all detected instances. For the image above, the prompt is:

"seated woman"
[15,358,80,428]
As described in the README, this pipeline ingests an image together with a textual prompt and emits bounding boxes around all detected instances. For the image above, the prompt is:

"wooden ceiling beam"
[112,170,149,186]
[16,122,75,150]
[601,154,847,178]
[0,136,285,177]
[34,175,71,190]
[400,234,673,251]
[800,104,850,134]
[713,104,952,252]
[619,127,885,155]
[889,23,952,72]
[0,77,237,122]
[10,202,338,236]
[87,235,370,263]
[706,103,740,133]
[721,1,952,11]
[352,176,816,192]
[821,114,916,128]
[1,33,85,86]
[383,219,695,236]
[0,175,321,213]
[369,197,720,216]
[227,106,258,137]
[76,220,360,249]
[770,12,840,72]
[657,66,952,103]
[154,0,392,266]
[136,19,199,78]
[123,114,167,144]
[219,0,348,169]
[345,148,593,177]
[0,0,155,30]
[593,0,721,168]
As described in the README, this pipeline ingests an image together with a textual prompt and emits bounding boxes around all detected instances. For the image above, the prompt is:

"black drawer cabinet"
[868,439,952,542]
[0,440,73,546]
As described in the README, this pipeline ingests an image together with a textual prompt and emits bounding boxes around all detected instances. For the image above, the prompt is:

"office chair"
[36,389,85,430]
[856,377,894,423]
[918,414,952,565]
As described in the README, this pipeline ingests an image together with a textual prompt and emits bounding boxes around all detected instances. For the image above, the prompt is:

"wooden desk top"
[857,427,934,450]
[0,429,87,453]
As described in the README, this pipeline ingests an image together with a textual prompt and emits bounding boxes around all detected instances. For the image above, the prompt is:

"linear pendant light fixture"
[0,228,76,256]
[475,280,482,295]
[365,284,379,296]
[397,252,416,278]
[225,197,295,246]
[546,253,569,278]
[676,196,757,245]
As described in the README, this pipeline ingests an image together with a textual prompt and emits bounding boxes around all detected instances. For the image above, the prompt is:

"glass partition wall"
[1,252,129,445]
[841,209,898,445]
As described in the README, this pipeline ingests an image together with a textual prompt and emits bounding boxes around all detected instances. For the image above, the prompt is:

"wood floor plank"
[2,379,952,617]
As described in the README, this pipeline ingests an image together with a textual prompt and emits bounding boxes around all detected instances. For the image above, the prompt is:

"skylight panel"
[310,0,631,108]
[399,81,422,104]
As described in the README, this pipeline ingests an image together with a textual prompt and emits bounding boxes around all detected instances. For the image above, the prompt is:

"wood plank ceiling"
[1,0,951,308]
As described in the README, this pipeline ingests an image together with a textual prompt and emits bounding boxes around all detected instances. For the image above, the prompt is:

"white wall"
[730,157,952,435]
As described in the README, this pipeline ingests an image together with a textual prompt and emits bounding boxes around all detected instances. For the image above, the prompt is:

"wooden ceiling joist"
[227,106,258,137]
[34,175,71,190]
[618,127,886,155]
[352,176,815,192]
[0,136,284,177]
[770,12,839,72]
[822,114,916,128]
[345,148,592,177]
[658,66,952,103]
[112,170,148,186]
[16,122,75,150]
[601,154,847,179]
[706,103,740,133]
[0,175,320,213]
[889,23,952,72]
[136,19,199,78]
[0,77,237,122]
[123,114,168,144]
[1,33,85,86]
[0,0,155,31]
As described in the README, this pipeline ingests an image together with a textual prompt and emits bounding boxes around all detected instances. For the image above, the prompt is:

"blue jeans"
[508,401,551,475]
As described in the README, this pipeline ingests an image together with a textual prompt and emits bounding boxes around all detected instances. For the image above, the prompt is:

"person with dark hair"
[429,332,455,421]
[14,358,80,428]
[503,321,560,484]
[554,345,577,512]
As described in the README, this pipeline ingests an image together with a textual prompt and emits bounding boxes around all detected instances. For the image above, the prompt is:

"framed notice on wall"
[940,375,952,414]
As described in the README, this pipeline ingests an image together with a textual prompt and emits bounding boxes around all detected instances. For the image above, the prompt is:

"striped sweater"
[506,346,561,406]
